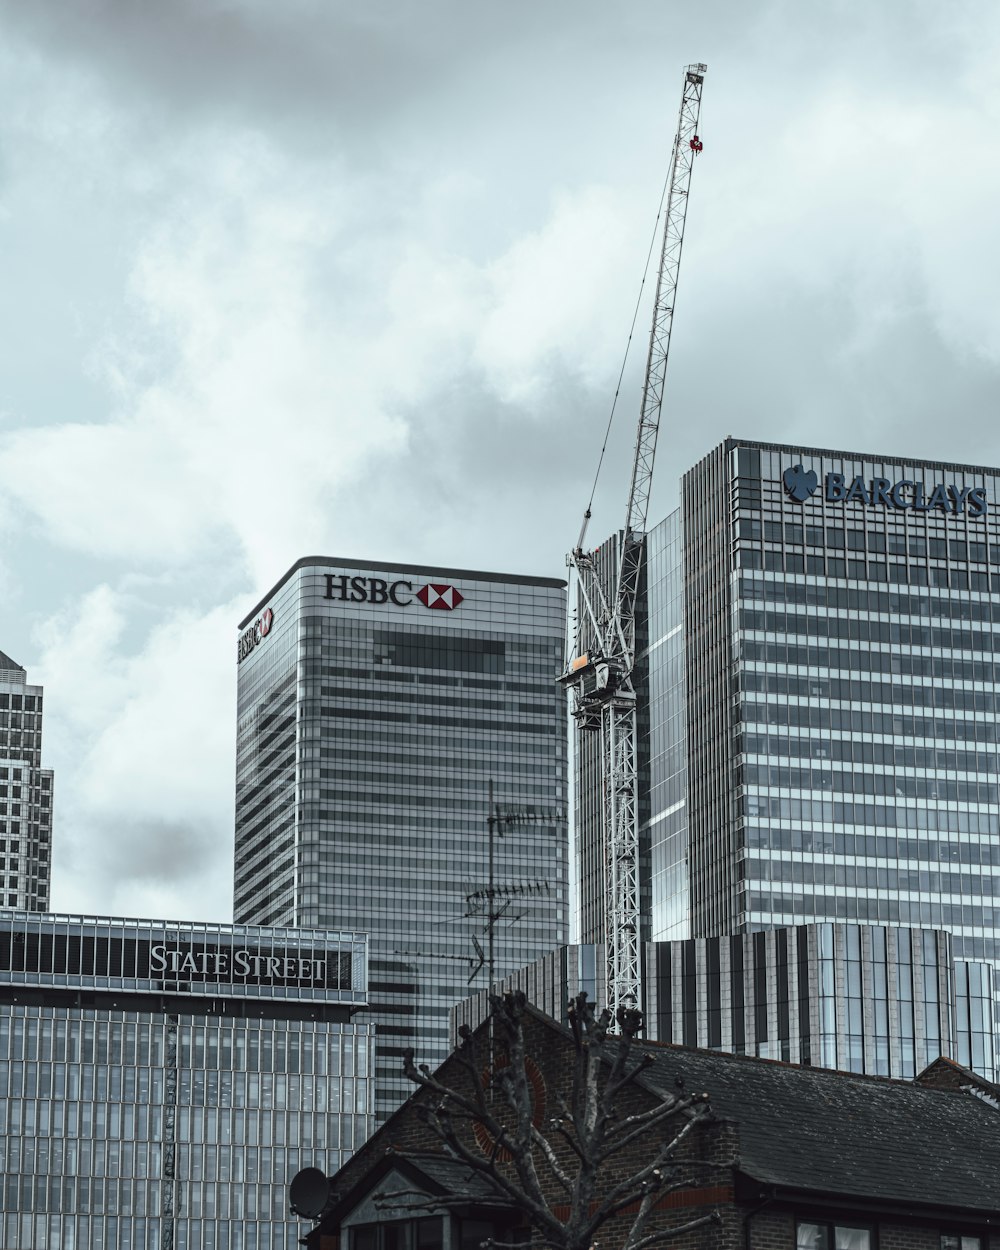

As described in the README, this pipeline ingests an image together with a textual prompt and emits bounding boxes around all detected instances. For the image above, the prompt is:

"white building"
[0,650,53,912]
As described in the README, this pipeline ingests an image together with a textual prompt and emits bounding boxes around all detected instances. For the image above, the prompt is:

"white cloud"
[36,588,239,922]
[474,186,646,404]
[0,135,413,585]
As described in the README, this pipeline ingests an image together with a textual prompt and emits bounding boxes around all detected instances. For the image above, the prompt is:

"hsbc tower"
[234,556,568,1118]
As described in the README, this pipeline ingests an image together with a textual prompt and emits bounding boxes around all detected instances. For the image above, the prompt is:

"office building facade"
[0,651,53,912]
[0,910,371,1250]
[578,438,1000,984]
[234,557,568,1119]
[459,925,997,1082]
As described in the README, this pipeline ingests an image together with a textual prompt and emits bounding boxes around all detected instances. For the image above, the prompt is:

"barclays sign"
[782,464,988,518]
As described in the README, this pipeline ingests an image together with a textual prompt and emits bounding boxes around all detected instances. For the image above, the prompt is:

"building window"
[941,1236,981,1250]
[797,1221,873,1250]
[350,1218,444,1249]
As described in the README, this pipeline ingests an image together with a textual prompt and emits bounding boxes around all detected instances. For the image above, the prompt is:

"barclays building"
[577,438,1000,1074]
[0,910,372,1250]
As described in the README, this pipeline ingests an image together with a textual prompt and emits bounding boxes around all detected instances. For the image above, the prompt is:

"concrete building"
[578,439,1000,973]
[0,650,53,912]
[0,909,371,1250]
[234,557,568,1119]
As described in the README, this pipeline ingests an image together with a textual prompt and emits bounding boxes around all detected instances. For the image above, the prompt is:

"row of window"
[747,891,1000,931]
[0,695,40,711]
[739,547,997,588]
[744,733,997,774]
[0,1014,364,1071]
[742,763,998,804]
[0,1213,292,1250]
[0,1099,370,1149]
[744,824,1000,861]
[741,606,1000,653]
[0,1063,361,1111]
[744,701,996,745]
[315,703,560,736]
[744,516,1000,561]
[312,726,563,754]
[741,573,1000,622]
[1,1137,336,1182]
[749,859,1000,898]
[349,1217,505,1250]
[742,669,1000,714]
[798,1224,981,1250]
[743,637,1000,684]
[0,1175,305,1219]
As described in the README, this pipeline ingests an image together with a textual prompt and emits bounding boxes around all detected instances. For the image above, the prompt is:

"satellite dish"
[289,1167,332,1220]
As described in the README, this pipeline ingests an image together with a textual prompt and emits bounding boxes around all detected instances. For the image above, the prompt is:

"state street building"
[0,910,371,1250]
[576,438,1000,1073]
[234,557,568,1119]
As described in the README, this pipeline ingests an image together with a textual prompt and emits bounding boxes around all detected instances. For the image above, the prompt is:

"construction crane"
[560,63,707,1022]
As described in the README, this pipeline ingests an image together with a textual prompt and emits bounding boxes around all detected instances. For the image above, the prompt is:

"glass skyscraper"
[0,910,371,1250]
[234,557,568,1119]
[577,438,1000,1058]
[0,650,53,912]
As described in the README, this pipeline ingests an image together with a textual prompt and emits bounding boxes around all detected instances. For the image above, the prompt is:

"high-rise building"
[234,557,568,1119]
[0,908,371,1250]
[0,651,53,912]
[578,438,1000,974]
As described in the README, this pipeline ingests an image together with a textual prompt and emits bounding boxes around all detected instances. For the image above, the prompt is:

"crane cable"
[578,157,675,553]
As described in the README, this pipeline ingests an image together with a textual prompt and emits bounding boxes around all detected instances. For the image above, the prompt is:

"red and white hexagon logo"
[260,608,274,636]
[416,583,464,611]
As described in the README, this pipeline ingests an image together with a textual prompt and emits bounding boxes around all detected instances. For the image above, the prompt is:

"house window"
[942,1237,981,1250]
[350,1219,444,1250]
[797,1222,873,1250]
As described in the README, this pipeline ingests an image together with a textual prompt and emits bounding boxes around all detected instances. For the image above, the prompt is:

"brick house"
[293,1004,1000,1250]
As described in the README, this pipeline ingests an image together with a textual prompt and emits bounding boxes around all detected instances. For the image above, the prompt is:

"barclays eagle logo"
[782,463,819,503]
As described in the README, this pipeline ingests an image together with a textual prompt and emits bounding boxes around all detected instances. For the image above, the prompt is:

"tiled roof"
[639,1041,1000,1214]
[0,649,24,673]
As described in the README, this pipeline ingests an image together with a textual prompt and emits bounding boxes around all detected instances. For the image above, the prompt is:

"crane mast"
[562,63,706,1022]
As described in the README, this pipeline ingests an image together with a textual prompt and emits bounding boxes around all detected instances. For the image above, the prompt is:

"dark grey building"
[0,909,371,1250]
[0,650,53,912]
[234,557,568,1119]
[578,439,1000,974]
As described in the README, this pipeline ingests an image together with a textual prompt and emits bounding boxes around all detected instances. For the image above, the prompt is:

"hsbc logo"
[237,607,274,664]
[417,583,464,610]
[324,574,464,612]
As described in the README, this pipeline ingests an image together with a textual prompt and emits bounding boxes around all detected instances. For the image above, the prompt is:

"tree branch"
[397,991,731,1250]
[529,1124,573,1193]
[625,1210,722,1250]
[601,1094,710,1162]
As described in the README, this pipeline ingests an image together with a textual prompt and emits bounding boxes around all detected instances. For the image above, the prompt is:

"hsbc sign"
[237,607,273,664]
[323,574,464,612]
[417,583,464,610]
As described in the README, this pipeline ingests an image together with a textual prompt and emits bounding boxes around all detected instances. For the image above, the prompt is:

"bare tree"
[396,991,723,1250]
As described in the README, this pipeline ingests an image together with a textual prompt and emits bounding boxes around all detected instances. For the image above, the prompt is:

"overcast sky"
[1,1,998,924]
